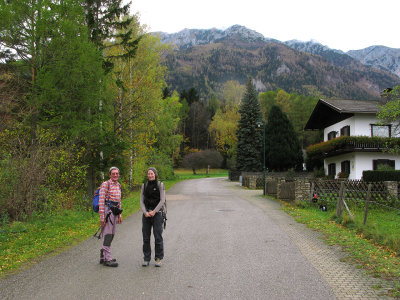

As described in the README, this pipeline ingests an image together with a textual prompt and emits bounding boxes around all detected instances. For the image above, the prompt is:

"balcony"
[306,136,400,159]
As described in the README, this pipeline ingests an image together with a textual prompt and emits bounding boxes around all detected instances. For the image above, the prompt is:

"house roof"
[304,99,380,130]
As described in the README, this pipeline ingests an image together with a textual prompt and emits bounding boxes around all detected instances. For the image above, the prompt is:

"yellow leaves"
[275,90,291,113]
[209,108,240,155]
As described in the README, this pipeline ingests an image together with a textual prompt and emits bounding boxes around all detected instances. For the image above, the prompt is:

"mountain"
[284,41,400,78]
[157,25,278,50]
[156,25,400,100]
[347,46,400,78]
[283,40,358,68]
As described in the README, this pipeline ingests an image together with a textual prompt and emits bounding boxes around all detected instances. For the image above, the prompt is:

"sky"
[130,0,399,52]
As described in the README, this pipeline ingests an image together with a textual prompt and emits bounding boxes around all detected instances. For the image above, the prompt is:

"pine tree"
[235,78,263,171]
[82,0,140,72]
[265,105,303,171]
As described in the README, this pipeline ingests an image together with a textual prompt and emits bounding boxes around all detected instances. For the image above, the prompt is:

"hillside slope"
[158,26,400,99]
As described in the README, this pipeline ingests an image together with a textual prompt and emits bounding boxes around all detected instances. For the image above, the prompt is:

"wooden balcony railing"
[306,136,400,159]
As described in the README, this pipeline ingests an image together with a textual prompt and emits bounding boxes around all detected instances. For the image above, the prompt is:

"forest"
[0,0,321,222]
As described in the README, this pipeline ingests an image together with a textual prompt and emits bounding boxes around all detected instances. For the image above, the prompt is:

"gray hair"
[109,166,120,174]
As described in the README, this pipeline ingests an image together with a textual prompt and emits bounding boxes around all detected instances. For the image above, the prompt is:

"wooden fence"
[239,171,399,207]
[311,179,400,223]
[313,180,388,203]
[237,172,400,225]
[279,182,295,200]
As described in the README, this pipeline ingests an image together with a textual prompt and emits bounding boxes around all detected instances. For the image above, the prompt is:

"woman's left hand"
[118,214,123,224]
[148,210,156,217]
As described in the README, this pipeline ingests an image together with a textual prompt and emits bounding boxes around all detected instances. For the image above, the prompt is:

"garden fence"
[237,171,400,218]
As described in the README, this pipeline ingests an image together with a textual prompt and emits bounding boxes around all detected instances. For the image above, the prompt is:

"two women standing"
[98,166,166,267]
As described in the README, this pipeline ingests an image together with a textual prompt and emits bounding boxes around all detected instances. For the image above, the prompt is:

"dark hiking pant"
[142,211,164,261]
[101,206,117,262]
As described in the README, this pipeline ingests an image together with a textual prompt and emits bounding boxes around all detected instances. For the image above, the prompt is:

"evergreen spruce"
[265,105,303,171]
[83,0,140,72]
[235,78,263,171]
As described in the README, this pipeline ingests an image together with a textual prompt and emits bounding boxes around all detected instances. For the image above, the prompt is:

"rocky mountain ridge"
[155,25,400,100]
[156,25,400,78]
[156,25,276,49]
[347,46,400,77]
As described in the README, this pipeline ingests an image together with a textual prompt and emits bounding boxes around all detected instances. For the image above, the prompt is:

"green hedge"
[363,170,400,182]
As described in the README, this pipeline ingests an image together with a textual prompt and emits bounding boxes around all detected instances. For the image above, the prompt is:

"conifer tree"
[265,105,303,171]
[235,78,263,171]
[83,0,140,72]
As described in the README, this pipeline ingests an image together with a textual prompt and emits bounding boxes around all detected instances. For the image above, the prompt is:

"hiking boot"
[155,258,162,267]
[100,258,116,264]
[100,250,116,264]
[142,261,150,267]
[103,260,118,267]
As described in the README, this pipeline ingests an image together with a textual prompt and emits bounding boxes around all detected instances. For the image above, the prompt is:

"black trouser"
[142,212,164,261]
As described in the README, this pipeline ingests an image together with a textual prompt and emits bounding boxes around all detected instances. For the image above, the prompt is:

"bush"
[363,170,400,182]
[313,167,325,178]
[285,168,296,181]
[337,172,349,179]
[147,152,175,180]
[182,150,223,174]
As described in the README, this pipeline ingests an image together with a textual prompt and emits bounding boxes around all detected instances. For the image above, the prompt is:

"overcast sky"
[130,0,399,52]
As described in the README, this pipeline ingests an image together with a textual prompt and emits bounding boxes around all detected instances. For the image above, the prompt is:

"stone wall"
[240,172,398,202]
[384,181,398,199]
[295,179,312,202]
[241,172,263,189]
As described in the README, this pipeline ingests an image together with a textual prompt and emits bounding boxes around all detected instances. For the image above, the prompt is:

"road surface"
[1,177,387,299]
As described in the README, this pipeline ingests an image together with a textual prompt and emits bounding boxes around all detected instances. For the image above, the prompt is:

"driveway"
[0,177,393,299]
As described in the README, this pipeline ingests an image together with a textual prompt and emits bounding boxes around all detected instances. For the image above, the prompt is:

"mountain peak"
[284,39,343,55]
[347,46,400,77]
[224,24,265,40]
[156,25,270,50]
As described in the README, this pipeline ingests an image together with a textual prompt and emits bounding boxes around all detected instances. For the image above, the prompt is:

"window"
[327,131,337,140]
[371,124,391,137]
[328,163,336,177]
[340,126,350,136]
[373,159,395,170]
[341,160,350,174]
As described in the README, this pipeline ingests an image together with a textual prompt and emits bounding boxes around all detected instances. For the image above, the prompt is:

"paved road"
[0,178,394,299]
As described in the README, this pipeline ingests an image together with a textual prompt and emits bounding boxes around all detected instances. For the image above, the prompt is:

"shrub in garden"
[182,150,223,174]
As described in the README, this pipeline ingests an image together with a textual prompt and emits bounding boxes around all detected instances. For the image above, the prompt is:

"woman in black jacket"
[140,167,166,267]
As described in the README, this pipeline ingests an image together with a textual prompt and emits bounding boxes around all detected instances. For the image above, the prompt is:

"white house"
[305,99,400,180]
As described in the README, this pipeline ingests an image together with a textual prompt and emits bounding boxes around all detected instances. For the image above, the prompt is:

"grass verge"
[282,201,400,298]
[0,169,227,277]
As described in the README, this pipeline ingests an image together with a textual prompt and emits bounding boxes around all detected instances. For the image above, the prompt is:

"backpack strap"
[158,181,167,229]
[106,180,111,200]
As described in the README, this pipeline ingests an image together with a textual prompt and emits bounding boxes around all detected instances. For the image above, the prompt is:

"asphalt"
[0,177,396,299]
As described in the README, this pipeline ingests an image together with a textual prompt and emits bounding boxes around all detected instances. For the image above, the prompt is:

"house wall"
[323,114,386,141]
[324,152,400,180]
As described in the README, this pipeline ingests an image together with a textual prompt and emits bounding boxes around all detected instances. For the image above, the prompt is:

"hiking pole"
[93,226,102,239]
